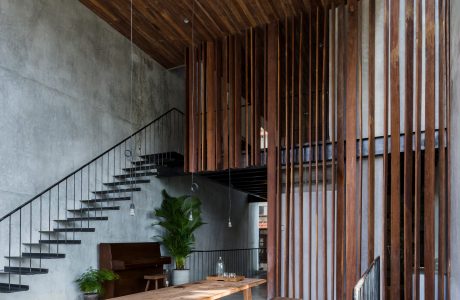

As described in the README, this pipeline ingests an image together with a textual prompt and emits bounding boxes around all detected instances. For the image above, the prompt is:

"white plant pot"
[82,293,98,300]
[172,269,190,286]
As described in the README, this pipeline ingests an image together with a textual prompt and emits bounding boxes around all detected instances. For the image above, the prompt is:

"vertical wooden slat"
[275,21,282,297]
[206,41,216,171]
[367,0,376,266]
[335,5,346,300]
[438,0,447,298]
[321,7,328,300]
[234,35,242,168]
[185,48,191,172]
[250,28,255,166]
[255,28,262,166]
[264,26,268,164]
[267,21,278,300]
[330,6,336,300]
[245,31,250,167]
[314,7,320,299]
[403,0,414,298]
[413,1,422,298]
[289,16,296,298]
[382,0,389,297]
[215,42,222,170]
[223,37,229,170]
[390,0,401,297]
[308,11,314,300]
[298,13,304,300]
[284,17,291,297]
[345,0,359,299]
[229,36,235,168]
[424,0,436,297]
[357,0,363,275]
[197,45,203,171]
[445,0,451,297]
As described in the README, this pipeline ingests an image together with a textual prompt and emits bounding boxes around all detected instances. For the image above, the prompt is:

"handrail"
[0,107,184,222]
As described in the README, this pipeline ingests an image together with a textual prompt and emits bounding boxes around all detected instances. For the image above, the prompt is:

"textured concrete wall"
[449,0,460,297]
[0,0,253,299]
[0,0,184,216]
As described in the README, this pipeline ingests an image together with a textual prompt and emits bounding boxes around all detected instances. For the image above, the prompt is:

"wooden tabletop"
[110,278,267,300]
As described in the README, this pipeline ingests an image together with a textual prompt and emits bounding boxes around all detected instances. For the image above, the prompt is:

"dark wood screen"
[185,0,451,299]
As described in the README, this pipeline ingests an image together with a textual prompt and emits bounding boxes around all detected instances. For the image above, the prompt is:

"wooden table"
[111,278,266,300]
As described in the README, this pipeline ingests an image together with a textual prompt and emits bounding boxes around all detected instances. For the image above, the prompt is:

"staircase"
[0,108,184,293]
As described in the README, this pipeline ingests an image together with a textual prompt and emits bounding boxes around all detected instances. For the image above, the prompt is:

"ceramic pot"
[172,269,190,285]
[83,293,98,300]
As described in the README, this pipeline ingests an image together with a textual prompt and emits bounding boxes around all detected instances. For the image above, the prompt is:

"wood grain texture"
[298,13,304,300]
[234,35,242,168]
[315,8,320,298]
[335,6,346,300]
[308,11,314,299]
[345,0,358,299]
[222,37,229,170]
[79,0,320,68]
[403,0,414,298]
[367,0,375,267]
[267,22,278,300]
[276,21,282,297]
[390,0,401,297]
[111,278,266,300]
[424,0,436,298]
[229,36,235,168]
[413,1,422,299]
[206,41,216,170]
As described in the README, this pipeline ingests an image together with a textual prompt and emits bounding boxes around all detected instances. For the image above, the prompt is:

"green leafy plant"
[75,267,119,295]
[153,190,205,270]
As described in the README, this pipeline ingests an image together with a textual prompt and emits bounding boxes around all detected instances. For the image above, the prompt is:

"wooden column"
[206,42,216,171]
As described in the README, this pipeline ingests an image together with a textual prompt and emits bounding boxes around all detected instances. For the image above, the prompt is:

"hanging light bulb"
[228,217,232,228]
[129,203,136,216]
[189,211,194,221]
[190,182,199,193]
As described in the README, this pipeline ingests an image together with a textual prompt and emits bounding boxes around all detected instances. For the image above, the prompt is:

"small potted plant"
[153,190,205,285]
[76,267,119,300]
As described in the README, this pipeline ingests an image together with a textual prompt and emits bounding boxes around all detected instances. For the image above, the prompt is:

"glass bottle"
[216,256,225,276]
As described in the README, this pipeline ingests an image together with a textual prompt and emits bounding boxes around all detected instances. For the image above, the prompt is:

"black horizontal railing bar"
[0,108,184,222]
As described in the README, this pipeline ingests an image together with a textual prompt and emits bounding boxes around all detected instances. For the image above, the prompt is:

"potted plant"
[153,190,205,285]
[75,267,119,300]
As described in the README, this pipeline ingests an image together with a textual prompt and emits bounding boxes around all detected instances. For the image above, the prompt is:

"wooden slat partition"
[183,2,451,298]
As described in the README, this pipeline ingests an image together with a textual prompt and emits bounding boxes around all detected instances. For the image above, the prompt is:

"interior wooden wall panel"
[229,37,235,168]
[215,42,223,170]
[255,29,262,167]
[321,7,328,299]
[185,48,191,173]
[345,0,358,299]
[298,13,304,300]
[335,5,345,300]
[367,0,376,267]
[329,6,336,299]
[403,0,414,298]
[289,16,296,297]
[424,0,436,297]
[234,35,242,169]
[275,21,282,297]
[414,0,422,298]
[222,37,229,170]
[390,0,401,297]
[382,0,389,297]
[357,0,363,275]
[266,21,278,300]
[206,42,216,171]
[245,31,250,167]
[250,28,255,166]
[197,45,203,171]
[438,0,447,298]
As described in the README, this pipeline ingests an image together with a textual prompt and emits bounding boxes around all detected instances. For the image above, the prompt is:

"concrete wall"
[0,0,254,299]
[449,0,460,297]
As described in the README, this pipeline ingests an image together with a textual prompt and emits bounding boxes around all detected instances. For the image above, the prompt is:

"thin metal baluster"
[80,171,83,230]
[65,180,67,243]
[57,185,60,253]
[101,156,104,215]
[88,164,91,228]
[19,208,22,283]
[48,191,51,253]
[73,174,76,240]
[39,195,42,269]
[8,215,11,288]
[95,158,97,219]
[29,204,32,269]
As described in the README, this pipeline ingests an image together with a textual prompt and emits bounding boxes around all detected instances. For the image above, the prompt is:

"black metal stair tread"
[39,228,95,233]
[81,196,130,203]
[122,165,158,172]
[92,187,141,194]
[23,253,65,259]
[68,206,120,213]
[38,240,81,244]
[0,283,29,293]
[6,252,65,259]
[54,216,108,222]
[3,267,48,275]
[114,172,155,179]
[103,179,150,186]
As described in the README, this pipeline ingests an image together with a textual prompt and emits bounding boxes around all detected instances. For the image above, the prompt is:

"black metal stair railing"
[0,108,184,293]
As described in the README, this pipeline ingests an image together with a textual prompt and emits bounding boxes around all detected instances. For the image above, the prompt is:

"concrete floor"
[221,283,267,300]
